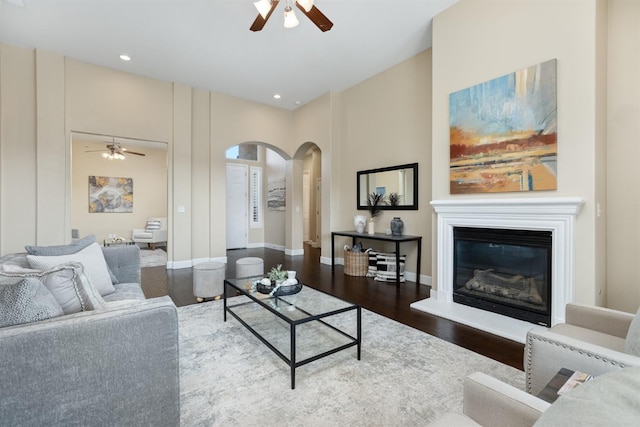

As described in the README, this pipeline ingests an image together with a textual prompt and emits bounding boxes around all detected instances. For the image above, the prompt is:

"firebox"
[453,227,552,327]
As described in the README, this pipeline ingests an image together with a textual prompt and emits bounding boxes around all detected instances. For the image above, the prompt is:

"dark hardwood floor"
[141,244,525,370]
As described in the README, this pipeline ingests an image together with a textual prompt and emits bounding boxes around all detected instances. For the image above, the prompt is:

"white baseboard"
[264,243,286,252]
[167,256,227,270]
[285,248,304,256]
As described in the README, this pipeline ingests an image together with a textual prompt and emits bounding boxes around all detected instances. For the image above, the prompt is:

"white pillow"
[27,242,115,296]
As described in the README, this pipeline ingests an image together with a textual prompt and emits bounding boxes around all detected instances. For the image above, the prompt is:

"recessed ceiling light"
[295,101,301,105]
[273,94,281,99]
[119,54,131,61]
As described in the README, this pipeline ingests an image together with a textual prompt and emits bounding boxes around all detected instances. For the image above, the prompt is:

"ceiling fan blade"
[121,148,146,156]
[296,3,333,32]
[250,0,280,32]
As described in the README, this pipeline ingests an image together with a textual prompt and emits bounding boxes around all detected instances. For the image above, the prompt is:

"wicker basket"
[344,251,369,276]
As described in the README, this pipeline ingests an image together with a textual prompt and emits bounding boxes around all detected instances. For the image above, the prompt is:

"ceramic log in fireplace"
[453,227,552,327]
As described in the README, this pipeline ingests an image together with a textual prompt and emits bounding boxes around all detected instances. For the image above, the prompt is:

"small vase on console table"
[367,220,375,235]
[390,217,404,236]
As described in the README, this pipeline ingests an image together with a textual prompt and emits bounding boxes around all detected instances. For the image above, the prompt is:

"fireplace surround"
[411,197,583,343]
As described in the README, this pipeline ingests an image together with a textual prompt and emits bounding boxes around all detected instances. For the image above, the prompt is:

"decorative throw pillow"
[23,236,119,285]
[374,252,406,282]
[27,242,115,296]
[146,219,162,231]
[366,250,378,278]
[0,262,105,313]
[24,234,96,256]
[0,277,64,327]
[625,307,640,356]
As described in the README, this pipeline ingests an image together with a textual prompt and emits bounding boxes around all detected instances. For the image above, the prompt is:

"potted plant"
[367,192,386,234]
[268,264,288,285]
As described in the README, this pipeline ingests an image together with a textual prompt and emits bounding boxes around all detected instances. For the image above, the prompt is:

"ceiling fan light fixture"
[296,0,313,12]
[283,5,299,28]
[254,0,272,19]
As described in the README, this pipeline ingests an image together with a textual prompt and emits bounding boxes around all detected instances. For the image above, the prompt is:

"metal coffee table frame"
[224,278,361,389]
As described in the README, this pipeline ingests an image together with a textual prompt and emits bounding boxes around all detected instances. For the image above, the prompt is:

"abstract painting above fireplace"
[449,59,557,194]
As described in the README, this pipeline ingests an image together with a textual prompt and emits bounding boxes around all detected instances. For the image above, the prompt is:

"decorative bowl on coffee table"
[256,281,303,296]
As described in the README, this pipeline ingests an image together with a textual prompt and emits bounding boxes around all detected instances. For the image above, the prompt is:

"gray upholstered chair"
[429,367,640,426]
[428,372,550,427]
[525,303,640,395]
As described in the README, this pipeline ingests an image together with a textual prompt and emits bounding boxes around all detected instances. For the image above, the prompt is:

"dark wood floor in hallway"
[141,245,525,370]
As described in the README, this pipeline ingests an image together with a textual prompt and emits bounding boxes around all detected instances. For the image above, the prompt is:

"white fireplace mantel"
[411,197,584,343]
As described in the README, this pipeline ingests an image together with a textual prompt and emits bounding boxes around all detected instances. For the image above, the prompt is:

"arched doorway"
[224,140,323,260]
[294,142,322,255]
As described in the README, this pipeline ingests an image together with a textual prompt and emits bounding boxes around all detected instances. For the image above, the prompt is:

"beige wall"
[334,50,432,282]
[432,0,607,305]
[71,139,167,243]
[0,44,37,254]
[607,0,640,312]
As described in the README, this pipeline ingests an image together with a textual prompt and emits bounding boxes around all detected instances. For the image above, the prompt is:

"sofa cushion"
[0,277,64,327]
[624,308,640,356]
[102,282,146,302]
[27,242,116,296]
[0,262,106,314]
[133,231,153,239]
[24,234,96,256]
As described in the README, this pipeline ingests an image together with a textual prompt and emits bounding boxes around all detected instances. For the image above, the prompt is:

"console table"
[331,231,422,285]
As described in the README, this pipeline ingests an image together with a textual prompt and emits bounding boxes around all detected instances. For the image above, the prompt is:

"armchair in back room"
[132,217,167,250]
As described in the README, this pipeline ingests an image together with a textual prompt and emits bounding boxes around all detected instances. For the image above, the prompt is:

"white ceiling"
[0,0,458,110]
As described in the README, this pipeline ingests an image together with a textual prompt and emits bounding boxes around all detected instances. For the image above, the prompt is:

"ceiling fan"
[250,0,333,32]
[86,140,146,160]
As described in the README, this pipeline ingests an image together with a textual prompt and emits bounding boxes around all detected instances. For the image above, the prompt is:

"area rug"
[178,299,525,426]
[139,248,167,268]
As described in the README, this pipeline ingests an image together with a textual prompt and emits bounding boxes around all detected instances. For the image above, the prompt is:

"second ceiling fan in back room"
[250,0,333,32]
[85,139,146,160]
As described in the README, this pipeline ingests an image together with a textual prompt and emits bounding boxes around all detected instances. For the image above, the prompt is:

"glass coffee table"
[224,277,361,389]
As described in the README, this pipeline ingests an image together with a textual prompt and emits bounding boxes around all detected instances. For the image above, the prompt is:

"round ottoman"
[193,261,225,302]
[236,257,264,278]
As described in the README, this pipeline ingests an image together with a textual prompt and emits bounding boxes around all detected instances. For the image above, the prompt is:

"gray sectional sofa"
[0,241,180,426]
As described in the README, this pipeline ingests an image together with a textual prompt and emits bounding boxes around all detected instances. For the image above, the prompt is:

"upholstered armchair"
[525,302,640,395]
[132,217,168,250]
[429,368,640,426]
[428,372,550,427]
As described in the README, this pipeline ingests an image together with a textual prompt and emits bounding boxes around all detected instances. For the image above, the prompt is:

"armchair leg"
[149,243,156,250]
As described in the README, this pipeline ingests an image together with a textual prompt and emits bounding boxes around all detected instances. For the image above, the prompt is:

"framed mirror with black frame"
[356,163,418,211]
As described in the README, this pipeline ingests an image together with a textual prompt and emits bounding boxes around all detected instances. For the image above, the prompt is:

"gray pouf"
[236,257,264,279]
[193,261,225,302]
